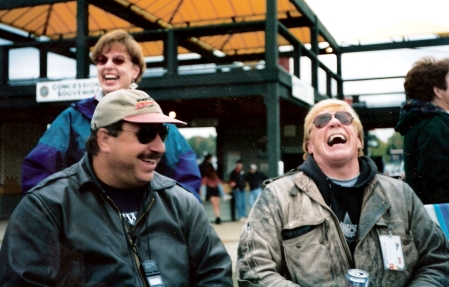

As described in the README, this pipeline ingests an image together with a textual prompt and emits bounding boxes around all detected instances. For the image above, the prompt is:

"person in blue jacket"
[22,29,201,200]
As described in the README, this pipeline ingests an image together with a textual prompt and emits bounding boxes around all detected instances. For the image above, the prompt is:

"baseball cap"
[91,89,186,130]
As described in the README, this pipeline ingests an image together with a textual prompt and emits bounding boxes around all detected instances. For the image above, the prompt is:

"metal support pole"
[0,47,8,85]
[165,30,178,76]
[39,48,48,79]
[265,0,278,70]
[336,52,344,99]
[76,0,89,79]
[326,71,332,97]
[363,130,369,155]
[293,43,301,78]
[310,16,319,90]
[265,83,281,178]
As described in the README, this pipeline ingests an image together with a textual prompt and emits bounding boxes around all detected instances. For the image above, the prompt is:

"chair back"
[424,204,449,238]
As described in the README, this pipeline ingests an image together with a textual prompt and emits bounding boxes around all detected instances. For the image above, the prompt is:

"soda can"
[346,269,369,287]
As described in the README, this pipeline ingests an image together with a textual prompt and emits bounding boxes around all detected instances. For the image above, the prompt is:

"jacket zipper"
[105,194,155,287]
[131,197,155,233]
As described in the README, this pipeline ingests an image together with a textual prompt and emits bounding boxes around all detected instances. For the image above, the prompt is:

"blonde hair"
[91,29,146,82]
[302,99,364,160]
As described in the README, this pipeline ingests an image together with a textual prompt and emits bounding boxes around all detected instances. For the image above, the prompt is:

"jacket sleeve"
[156,124,202,201]
[22,108,77,196]
[0,194,63,286]
[237,186,300,287]
[184,192,234,286]
[406,186,449,286]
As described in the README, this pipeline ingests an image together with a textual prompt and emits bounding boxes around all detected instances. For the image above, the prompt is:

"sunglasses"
[313,111,354,129]
[120,125,169,144]
[95,55,131,66]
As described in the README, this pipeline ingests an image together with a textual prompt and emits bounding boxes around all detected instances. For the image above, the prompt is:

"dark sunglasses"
[313,111,354,129]
[95,55,130,66]
[120,125,169,144]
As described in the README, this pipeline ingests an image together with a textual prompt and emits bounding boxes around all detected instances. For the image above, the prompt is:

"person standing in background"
[246,163,267,207]
[229,159,247,222]
[199,153,214,177]
[395,57,449,204]
[21,29,201,201]
[201,165,225,224]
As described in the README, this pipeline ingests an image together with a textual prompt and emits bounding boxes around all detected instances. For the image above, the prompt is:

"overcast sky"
[305,0,449,44]
[304,0,449,106]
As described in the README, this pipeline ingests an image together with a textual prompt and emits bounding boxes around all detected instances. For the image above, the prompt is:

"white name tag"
[379,235,406,271]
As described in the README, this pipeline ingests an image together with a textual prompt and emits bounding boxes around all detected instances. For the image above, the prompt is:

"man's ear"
[434,86,443,99]
[97,128,112,153]
[306,141,313,154]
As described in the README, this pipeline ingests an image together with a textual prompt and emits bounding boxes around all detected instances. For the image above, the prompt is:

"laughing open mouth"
[327,134,347,146]
[104,75,118,80]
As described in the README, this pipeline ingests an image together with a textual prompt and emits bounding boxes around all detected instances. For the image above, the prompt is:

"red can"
[346,269,369,287]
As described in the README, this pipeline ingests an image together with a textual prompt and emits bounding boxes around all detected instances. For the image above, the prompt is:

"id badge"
[379,235,406,271]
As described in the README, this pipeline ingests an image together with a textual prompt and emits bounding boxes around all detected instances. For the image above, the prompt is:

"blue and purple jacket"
[22,97,201,201]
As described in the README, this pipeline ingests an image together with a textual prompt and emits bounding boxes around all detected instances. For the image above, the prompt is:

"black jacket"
[0,154,232,286]
[395,99,449,204]
[246,171,267,190]
[230,169,246,190]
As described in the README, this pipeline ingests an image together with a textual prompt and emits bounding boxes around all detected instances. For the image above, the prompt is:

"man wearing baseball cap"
[0,89,233,286]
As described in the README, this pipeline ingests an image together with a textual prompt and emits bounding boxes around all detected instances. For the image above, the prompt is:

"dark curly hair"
[404,57,449,102]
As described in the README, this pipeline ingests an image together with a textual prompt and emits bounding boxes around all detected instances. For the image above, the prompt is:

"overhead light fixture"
[169,111,177,119]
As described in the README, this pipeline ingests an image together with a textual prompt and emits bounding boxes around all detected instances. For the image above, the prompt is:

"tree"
[388,132,404,150]
[368,135,389,158]
[187,135,216,159]
[368,131,404,162]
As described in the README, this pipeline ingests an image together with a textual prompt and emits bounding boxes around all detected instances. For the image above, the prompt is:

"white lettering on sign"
[36,78,101,102]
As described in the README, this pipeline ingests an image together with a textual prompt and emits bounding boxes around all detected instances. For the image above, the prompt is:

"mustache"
[138,152,163,160]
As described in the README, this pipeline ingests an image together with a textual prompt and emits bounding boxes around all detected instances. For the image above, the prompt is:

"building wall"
[0,123,44,194]
[0,122,44,218]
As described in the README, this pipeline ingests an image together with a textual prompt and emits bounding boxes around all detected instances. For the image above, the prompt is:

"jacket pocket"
[282,219,338,286]
[359,222,418,286]
[374,222,418,272]
[281,225,317,240]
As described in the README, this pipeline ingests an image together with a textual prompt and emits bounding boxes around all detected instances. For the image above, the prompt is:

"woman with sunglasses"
[22,29,202,201]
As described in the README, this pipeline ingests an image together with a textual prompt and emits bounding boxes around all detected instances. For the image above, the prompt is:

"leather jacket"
[237,170,449,287]
[0,154,232,286]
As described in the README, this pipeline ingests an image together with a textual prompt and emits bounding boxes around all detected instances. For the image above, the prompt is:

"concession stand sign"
[36,78,101,102]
